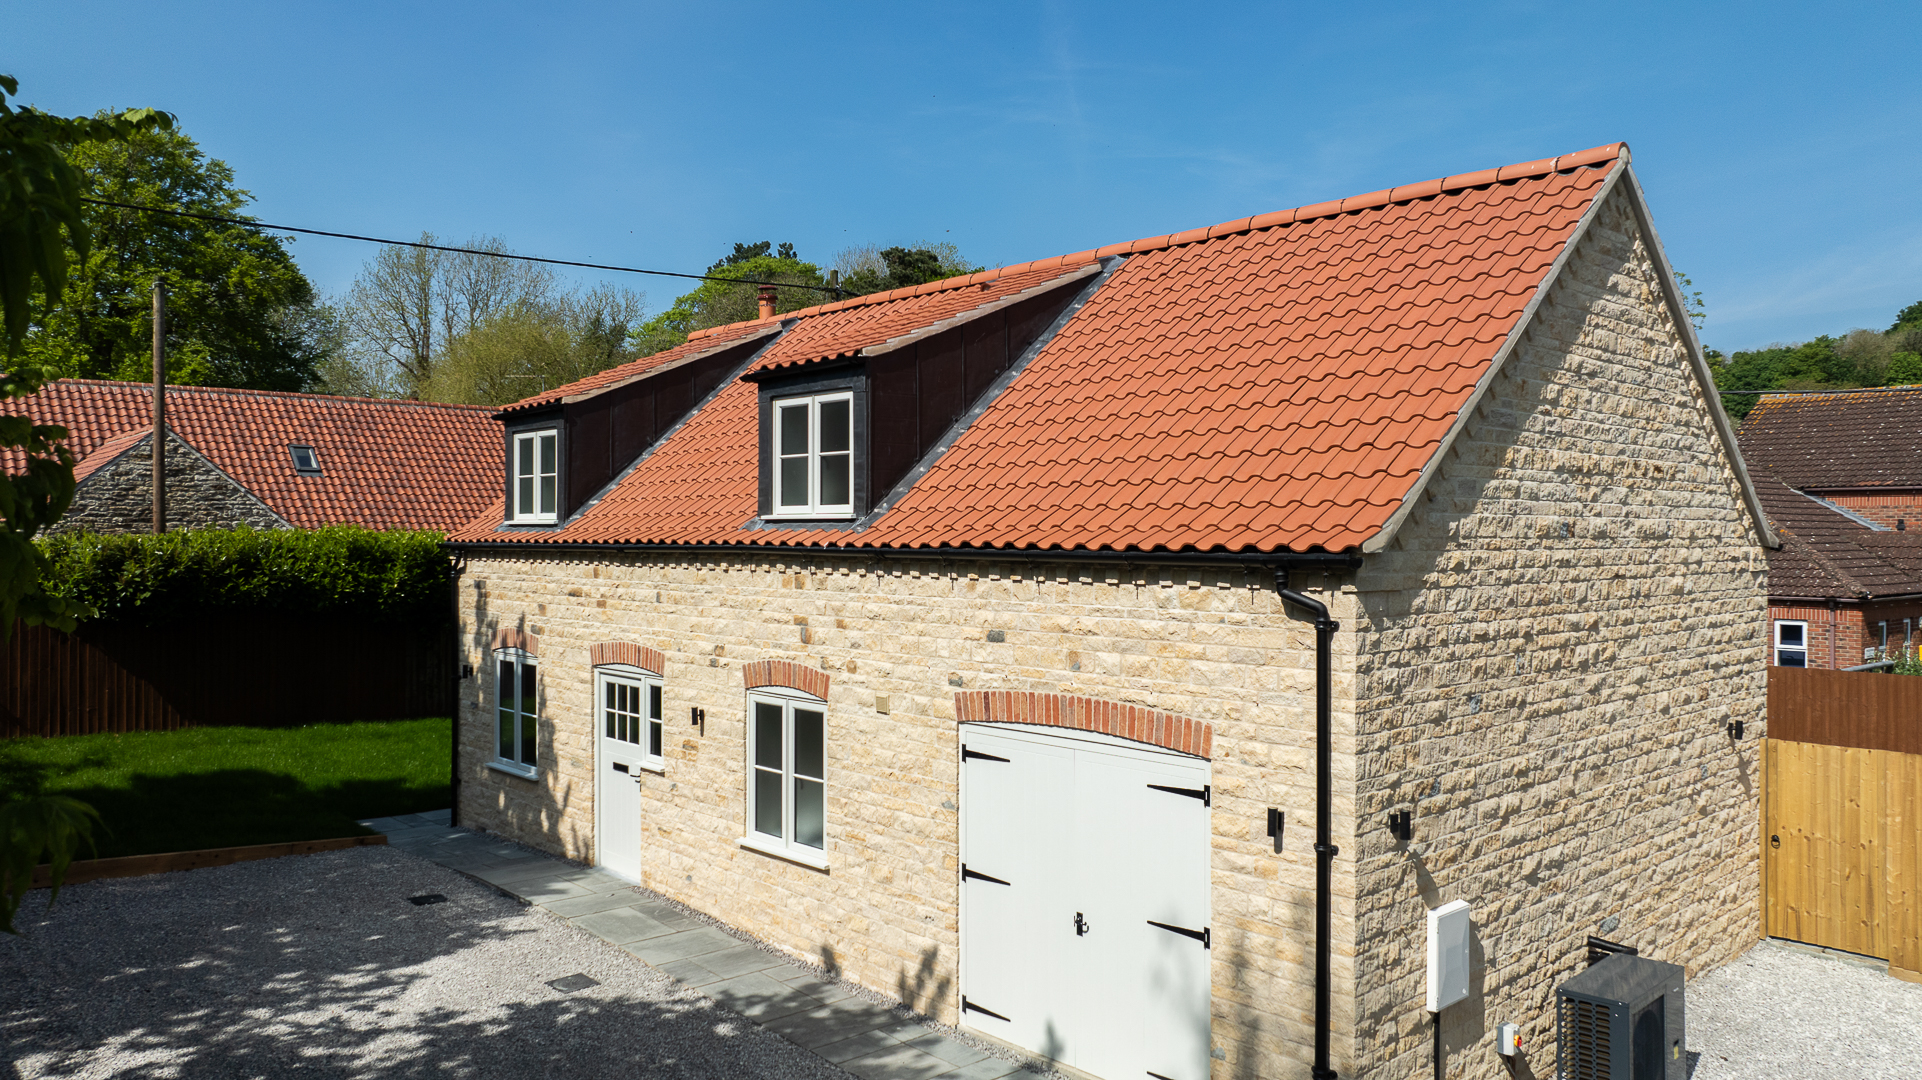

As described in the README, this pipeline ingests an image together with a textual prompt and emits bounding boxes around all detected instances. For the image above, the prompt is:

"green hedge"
[35,526,452,627]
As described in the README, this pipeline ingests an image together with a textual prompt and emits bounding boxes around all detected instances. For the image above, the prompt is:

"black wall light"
[1267,808,1285,853]
[1726,719,1745,740]
[690,707,706,735]
[1387,810,1413,842]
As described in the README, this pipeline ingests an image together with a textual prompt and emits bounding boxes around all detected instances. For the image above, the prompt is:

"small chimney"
[757,285,777,320]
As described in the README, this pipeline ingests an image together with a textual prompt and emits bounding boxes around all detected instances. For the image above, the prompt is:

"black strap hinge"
[1146,920,1211,949]
[961,864,1011,886]
[962,745,1010,763]
[961,995,1010,1022]
[1146,783,1210,807]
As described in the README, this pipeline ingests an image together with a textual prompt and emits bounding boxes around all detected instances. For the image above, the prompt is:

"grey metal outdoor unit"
[1556,952,1687,1080]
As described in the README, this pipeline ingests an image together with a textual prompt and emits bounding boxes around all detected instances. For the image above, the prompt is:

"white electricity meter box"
[1426,899,1471,1013]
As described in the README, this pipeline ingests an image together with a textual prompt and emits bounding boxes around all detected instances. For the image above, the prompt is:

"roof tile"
[451,146,1621,553]
[4,381,499,531]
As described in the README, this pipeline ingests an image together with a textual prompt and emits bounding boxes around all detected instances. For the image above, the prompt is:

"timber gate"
[1763,666,1922,982]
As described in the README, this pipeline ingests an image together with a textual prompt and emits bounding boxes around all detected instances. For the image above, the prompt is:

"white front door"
[960,724,1212,1080]
[595,667,661,882]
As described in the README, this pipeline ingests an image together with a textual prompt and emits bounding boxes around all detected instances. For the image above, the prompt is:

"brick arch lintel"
[954,690,1211,759]
[589,642,664,675]
[489,628,540,656]
[744,659,830,700]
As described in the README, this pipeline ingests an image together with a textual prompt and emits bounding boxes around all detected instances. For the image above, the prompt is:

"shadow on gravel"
[0,851,829,1080]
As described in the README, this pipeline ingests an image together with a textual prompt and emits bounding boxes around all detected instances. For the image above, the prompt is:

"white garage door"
[959,723,1212,1080]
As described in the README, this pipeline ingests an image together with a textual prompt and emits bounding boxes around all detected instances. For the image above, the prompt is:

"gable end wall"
[52,431,288,535]
[1349,184,1768,1080]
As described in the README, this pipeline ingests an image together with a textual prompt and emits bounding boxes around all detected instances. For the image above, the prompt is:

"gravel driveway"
[1688,940,1922,1080]
[0,846,854,1079]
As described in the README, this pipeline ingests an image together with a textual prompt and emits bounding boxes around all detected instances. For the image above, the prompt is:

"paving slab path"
[366,811,1033,1080]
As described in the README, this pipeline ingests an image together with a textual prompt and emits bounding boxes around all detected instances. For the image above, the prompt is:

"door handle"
[1074,912,1089,936]
[1770,834,1780,849]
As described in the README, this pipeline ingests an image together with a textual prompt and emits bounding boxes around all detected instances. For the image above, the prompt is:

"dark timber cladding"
[864,282,1083,501]
[561,333,772,515]
[1767,665,1922,755]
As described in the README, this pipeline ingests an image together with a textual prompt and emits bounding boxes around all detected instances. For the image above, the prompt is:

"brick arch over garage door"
[954,690,1212,759]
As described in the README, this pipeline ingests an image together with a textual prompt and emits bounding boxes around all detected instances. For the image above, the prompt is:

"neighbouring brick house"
[448,143,1774,1080]
[1738,389,1922,669]
[0,379,501,533]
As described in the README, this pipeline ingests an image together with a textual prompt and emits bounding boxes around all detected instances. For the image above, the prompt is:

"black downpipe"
[1277,569,1339,1080]
[448,551,467,828]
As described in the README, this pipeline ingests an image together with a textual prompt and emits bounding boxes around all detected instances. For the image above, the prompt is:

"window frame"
[491,648,540,777]
[769,391,856,518]
[739,687,829,869]
[755,370,867,523]
[287,444,321,476]
[1774,620,1809,668]
[595,665,665,774]
[508,427,561,524]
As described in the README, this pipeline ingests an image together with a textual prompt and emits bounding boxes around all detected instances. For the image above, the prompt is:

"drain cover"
[406,894,448,906]
[546,973,601,993]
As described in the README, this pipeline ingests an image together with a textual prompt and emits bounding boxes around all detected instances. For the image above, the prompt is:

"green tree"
[835,242,981,297]
[1890,300,1922,335]
[327,233,564,396]
[0,73,161,932]
[419,285,648,406]
[23,118,328,390]
[628,243,826,358]
[626,240,983,359]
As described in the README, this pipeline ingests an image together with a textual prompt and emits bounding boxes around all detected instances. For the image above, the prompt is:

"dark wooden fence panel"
[0,617,452,737]
[1768,665,1922,754]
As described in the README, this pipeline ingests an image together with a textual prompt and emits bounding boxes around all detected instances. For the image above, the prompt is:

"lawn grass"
[0,719,451,859]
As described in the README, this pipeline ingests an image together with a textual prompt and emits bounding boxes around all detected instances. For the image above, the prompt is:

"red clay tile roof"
[68,426,151,484]
[495,320,778,416]
[452,143,1638,553]
[3,380,500,531]
[1750,464,1922,599]
[1738,387,1922,491]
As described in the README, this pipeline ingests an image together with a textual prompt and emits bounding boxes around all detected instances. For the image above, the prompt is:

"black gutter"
[443,538,1362,574]
[448,550,467,827]
[1276,568,1340,1080]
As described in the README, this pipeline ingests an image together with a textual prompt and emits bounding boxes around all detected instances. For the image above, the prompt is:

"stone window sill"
[737,835,829,871]
[487,760,540,782]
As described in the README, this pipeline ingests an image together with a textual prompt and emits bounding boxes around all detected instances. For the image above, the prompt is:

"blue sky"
[7,1,1919,352]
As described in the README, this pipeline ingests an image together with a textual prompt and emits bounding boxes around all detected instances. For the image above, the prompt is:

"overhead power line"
[77,197,842,295]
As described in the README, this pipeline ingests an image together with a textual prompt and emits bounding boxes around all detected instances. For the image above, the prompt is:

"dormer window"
[288,444,321,476]
[770,392,854,518]
[511,429,558,523]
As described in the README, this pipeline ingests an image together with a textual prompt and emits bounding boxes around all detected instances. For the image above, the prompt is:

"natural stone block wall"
[456,554,1339,1070]
[52,430,287,534]
[1348,185,1770,1080]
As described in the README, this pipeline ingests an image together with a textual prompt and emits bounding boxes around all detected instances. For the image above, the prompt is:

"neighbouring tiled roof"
[3,380,500,531]
[1739,387,1922,491]
[1751,464,1922,599]
[68,426,150,484]
[452,143,1632,552]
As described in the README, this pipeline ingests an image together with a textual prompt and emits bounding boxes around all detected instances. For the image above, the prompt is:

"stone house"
[0,379,501,533]
[1738,389,1922,669]
[447,142,1774,1080]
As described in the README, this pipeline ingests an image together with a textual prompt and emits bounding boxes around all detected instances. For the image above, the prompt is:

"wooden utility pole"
[152,282,166,534]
